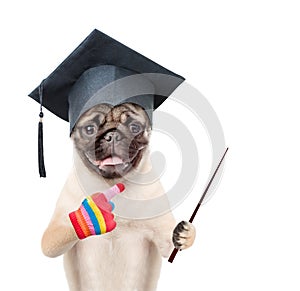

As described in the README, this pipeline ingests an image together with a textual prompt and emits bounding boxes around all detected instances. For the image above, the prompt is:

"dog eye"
[83,125,96,136]
[129,123,142,134]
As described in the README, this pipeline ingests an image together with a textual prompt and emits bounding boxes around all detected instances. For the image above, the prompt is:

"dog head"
[71,103,151,179]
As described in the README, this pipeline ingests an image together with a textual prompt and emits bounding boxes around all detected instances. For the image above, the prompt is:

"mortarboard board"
[28,29,185,177]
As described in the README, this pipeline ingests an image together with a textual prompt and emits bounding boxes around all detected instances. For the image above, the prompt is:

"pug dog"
[41,103,196,291]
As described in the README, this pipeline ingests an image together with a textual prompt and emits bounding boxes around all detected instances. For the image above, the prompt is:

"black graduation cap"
[28,29,185,177]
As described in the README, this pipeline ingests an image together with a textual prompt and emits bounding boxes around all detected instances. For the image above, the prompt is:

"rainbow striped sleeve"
[69,196,112,239]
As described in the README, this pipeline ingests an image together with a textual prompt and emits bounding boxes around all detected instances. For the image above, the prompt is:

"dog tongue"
[100,156,123,167]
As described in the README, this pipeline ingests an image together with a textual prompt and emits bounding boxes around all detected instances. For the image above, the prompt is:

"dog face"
[71,103,151,179]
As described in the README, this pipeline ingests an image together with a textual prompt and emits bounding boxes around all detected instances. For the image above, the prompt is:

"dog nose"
[103,130,123,143]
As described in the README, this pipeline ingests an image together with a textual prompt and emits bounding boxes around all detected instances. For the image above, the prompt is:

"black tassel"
[38,80,46,177]
[38,113,46,177]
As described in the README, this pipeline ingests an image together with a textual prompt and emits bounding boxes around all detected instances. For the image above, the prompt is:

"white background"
[1,0,300,290]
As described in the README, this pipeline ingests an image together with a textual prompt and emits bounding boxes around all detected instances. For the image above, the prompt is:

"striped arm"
[69,195,116,240]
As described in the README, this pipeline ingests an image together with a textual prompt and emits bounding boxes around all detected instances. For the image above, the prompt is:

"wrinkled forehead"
[75,103,150,128]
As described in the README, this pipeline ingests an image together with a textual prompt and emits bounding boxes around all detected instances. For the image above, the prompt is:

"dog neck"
[72,146,172,220]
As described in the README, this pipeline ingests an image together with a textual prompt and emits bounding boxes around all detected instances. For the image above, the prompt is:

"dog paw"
[172,221,196,250]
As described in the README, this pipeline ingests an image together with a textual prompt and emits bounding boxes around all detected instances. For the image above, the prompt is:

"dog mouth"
[84,152,139,175]
[86,155,128,169]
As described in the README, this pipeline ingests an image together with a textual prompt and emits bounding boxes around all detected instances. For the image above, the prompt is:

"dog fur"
[41,103,196,291]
